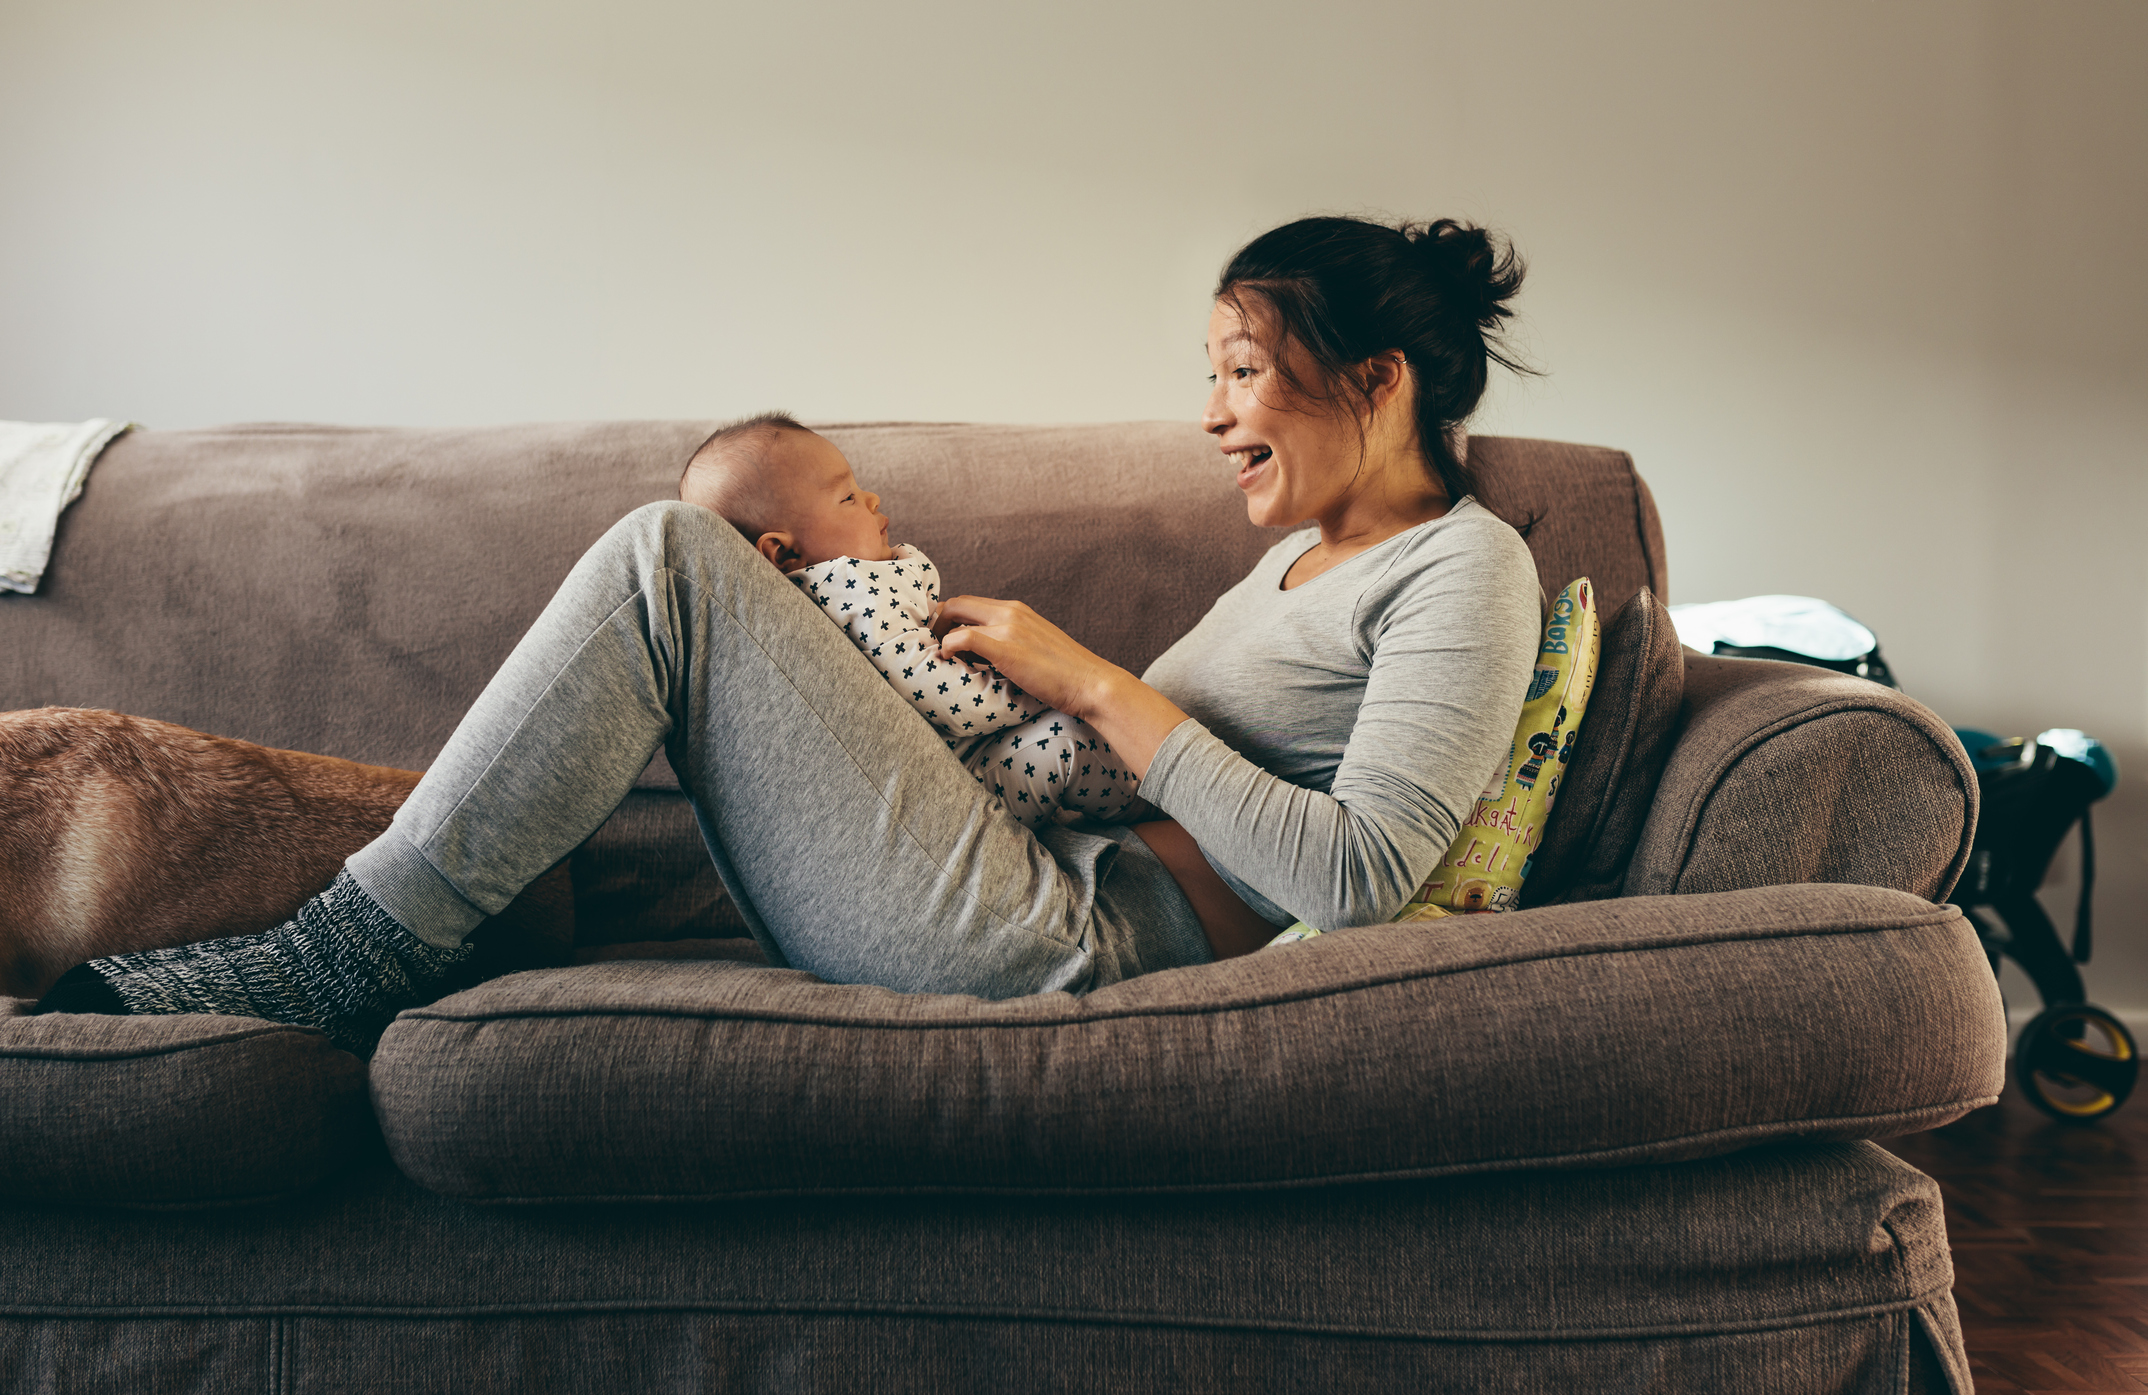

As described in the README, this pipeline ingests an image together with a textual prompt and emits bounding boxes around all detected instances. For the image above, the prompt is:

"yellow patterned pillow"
[1265,578,1602,947]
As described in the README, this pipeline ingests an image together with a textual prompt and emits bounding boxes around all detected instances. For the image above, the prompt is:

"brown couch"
[0,421,1999,1392]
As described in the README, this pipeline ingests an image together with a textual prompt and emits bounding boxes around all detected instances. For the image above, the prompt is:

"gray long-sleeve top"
[1139,499,1541,931]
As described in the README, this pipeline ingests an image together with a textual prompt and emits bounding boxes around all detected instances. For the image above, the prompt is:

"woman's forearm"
[1138,724,1442,931]
[1070,668,1193,780]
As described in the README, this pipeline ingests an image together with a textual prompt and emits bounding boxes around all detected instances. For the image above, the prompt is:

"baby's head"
[679,412,891,570]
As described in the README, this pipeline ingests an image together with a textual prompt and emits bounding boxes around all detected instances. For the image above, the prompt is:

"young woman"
[38,216,1543,1051]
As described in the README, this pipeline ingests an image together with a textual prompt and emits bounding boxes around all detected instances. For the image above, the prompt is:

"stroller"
[1673,596,2138,1121]
[1949,727,2134,1119]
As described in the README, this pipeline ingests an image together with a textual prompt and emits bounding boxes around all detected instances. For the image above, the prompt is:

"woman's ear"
[1359,349,1411,410]
[756,531,803,569]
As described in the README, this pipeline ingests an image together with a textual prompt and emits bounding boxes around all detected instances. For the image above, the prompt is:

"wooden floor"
[1885,1071,2148,1392]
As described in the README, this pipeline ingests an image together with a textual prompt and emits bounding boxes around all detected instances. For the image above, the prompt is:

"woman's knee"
[622,499,743,547]
[605,500,759,576]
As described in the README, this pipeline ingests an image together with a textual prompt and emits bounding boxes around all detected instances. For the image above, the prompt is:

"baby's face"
[770,430,892,567]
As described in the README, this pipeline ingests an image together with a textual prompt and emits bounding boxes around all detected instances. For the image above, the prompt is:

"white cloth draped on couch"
[0,418,129,594]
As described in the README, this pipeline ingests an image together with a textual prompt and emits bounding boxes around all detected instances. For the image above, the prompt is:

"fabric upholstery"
[1626,653,1979,902]
[1524,586,1685,905]
[1466,434,1669,614]
[0,1311,1962,1395]
[568,790,743,944]
[372,884,2003,1202]
[0,1142,1960,1392]
[0,1313,1956,1395]
[0,1000,371,1206]
[266,1309,1964,1394]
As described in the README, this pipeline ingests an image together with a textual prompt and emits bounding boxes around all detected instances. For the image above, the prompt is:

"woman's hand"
[933,595,1191,779]
[931,596,1112,718]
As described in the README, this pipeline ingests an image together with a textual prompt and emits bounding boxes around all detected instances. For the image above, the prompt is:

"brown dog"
[0,707,573,1001]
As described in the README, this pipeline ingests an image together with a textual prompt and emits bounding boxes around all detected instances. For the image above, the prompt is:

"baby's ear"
[755,532,801,569]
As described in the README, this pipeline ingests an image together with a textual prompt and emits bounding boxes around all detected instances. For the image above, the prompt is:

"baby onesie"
[788,545,1139,830]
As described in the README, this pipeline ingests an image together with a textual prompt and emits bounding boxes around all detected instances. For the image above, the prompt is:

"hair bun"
[1408,219,1524,329]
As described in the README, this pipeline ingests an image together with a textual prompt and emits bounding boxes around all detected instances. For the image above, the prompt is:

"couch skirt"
[0,1141,1966,1393]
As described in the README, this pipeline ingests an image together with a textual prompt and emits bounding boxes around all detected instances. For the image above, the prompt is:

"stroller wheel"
[2016,1004,2138,1121]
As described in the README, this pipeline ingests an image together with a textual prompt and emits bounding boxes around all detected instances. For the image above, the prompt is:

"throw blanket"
[0,418,129,594]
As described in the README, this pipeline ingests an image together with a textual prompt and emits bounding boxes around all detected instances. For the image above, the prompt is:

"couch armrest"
[1624,653,1977,902]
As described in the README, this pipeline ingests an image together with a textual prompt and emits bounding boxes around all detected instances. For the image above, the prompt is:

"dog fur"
[0,707,573,1001]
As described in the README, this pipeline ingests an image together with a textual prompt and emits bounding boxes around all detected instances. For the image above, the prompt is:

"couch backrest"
[0,420,1664,773]
[1464,434,1667,614]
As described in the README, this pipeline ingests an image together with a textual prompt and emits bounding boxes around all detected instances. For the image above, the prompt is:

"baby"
[678,413,1138,831]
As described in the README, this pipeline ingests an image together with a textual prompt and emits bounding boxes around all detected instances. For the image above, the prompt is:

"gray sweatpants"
[344,502,1211,997]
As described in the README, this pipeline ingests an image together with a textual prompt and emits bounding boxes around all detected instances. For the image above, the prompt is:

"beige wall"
[5,2,2144,1007]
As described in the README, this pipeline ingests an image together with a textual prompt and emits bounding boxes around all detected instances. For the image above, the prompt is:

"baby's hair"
[679,410,809,543]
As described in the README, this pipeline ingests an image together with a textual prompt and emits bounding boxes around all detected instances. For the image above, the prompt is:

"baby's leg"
[965,712,1141,830]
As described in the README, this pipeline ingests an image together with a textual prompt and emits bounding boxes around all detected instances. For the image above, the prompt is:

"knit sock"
[32,870,472,1055]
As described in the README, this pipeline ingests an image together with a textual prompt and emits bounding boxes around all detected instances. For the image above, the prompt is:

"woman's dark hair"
[1216,215,1529,505]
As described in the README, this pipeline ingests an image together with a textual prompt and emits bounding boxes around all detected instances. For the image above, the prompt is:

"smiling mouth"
[1227,447,1273,483]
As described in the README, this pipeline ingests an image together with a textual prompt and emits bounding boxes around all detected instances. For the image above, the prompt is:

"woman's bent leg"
[348,501,1103,998]
[37,502,1106,1040]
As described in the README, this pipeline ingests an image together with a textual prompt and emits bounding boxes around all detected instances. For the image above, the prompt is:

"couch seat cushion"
[0,1003,372,1206]
[372,884,2004,1202]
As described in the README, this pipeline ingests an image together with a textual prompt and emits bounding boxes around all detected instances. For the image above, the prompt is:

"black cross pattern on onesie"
[788,544,1140,830]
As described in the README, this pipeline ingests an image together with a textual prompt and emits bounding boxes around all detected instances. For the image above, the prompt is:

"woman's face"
[1202,298,1366,531]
